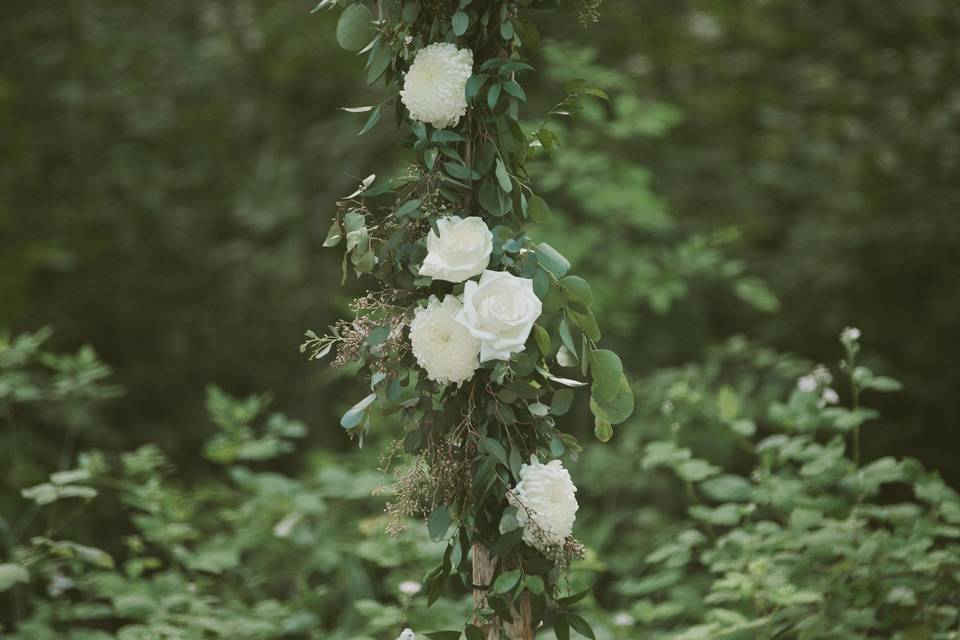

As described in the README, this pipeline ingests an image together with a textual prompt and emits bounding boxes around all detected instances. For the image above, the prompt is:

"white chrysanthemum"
[508,457,579,551]
[400,43,473,129]
[409,295,480,386]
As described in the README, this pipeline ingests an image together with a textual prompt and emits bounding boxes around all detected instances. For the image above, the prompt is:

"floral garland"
[303,0,631,637]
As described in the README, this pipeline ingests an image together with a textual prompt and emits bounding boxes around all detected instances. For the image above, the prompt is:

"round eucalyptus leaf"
[336,3,374,51]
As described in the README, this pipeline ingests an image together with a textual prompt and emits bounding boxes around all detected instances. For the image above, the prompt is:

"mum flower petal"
[400,43,473,129]
[508,457,579,552]
[409,295,481,386]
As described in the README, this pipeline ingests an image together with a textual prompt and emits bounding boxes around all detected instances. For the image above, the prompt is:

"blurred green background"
[2,1,959,638]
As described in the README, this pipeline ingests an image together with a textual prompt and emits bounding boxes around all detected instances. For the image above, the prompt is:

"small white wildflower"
[398,580,422,596]
[404,35,413,44]
[797,375,817,393]
[409,295,481,386]
[273,512,302,539]
[841,327,861,343]
[613,612,635,627]
[47,574,75,598]
[507,456,579,552]
[400,43,473,129]
[396,629,415,640]
[821,388,840,406]
[812,365,833,386]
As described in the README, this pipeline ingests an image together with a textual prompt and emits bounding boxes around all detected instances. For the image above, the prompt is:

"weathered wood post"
[473,544,534,640]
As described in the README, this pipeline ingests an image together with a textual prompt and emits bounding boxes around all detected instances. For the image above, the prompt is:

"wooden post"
[473,543,535,640]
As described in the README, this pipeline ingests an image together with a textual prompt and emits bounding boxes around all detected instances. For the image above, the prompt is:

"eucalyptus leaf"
[336,3,374,51]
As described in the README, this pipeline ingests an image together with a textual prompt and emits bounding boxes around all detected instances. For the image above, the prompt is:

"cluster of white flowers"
[408,270,542,384]
[418,216,492,283]
[409,296,481,386]
[395,629,415,640]
[507,457,579,552]
[400,43,473,129]
[797,364,839,407]
[411,214,542,383]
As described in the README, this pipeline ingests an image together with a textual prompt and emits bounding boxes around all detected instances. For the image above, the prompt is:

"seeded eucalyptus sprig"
[306,0,631,636]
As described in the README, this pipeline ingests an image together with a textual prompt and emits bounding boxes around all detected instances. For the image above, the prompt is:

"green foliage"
[569,332,960,639]
[1,336,469,638]
[310,2,641,635]
[3,2,960,639]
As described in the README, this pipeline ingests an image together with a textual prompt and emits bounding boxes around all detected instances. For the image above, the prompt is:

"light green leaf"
[528,194,551,223]
[594,417,613,442]
[494,569,521,594]
[536,242,570,278]
[495,158,513,192]
[0,564,29,592]
[560,275,591,306]
[590,349,623,402]
[336,3,374,51]
[341,393,376,429]
[589,375,634,425]
[452,10,470,35]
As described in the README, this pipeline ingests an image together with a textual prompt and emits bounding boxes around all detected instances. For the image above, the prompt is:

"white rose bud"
[456,270,542,362]
[400,43,473,129]
[418,216,493,283]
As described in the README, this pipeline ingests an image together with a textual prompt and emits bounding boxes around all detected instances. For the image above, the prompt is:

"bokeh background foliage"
[1,1,959,638]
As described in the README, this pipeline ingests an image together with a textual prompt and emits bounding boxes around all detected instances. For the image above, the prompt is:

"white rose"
[418,216,493,283]
[409,295,481,386]
[456,270,542,362]
[400,43,473,129]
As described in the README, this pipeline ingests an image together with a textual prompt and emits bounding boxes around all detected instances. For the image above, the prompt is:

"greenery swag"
[304,0,627,637]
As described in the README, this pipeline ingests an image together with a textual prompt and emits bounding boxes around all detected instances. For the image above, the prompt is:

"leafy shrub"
[5,327,959,639]
[571,331,960,639]
[1,332,469,639]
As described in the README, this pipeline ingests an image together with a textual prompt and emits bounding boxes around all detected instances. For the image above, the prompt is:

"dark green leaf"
[466,74,488,102]
[551,389,575,416]
[487,83,502,110]
[356,105,381,135]
[465,625,485,640]
[428,505,451,541]
[484,437,509,468]
[528,194,551,223]
[567,613,596,639]
[402,1,421,22]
